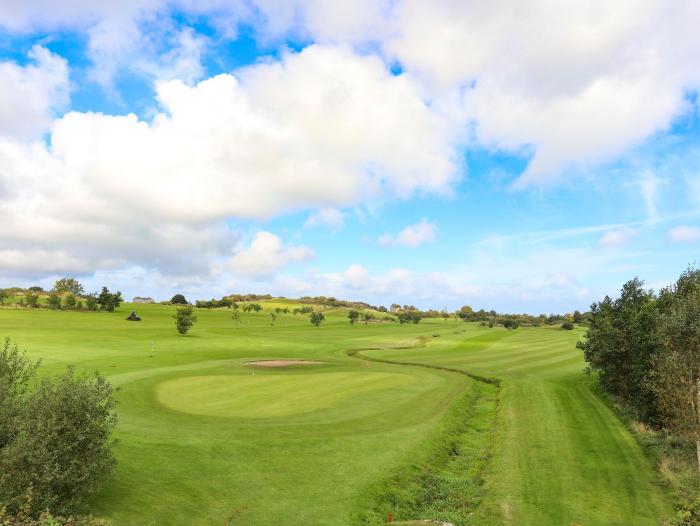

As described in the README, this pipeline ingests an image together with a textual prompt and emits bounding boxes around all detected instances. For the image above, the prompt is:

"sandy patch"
[245,360,326,367]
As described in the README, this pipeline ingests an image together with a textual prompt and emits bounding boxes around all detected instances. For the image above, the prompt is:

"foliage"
[671,498,700,526]
[0,290,7,304]
[503,318,519,330]
[63,295,77,310]
[173,307,197,335]
[96,288,122,313]
[52,279,84,297]
[561,321,574,330]
[84,296,97,312]
[309,311,325,327]
[242,303,262,313]
[347,309,360,324]
[397,310,422,324]
[269,313,277,326]
[47,293,61,311]
[170,294,188,305]
[231,310,240,328]
[26,287,44,293]
[24,295,39,309]
[0,352,116,518]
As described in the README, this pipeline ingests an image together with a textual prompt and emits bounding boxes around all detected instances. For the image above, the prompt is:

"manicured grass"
[0,305,674,524]
[364,325,675,525]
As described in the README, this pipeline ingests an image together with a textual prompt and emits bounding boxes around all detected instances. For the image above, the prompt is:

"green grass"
[0,305,675,525]
[363,325,674,525]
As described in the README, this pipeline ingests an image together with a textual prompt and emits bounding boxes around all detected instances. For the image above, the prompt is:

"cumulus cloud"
[599,227,638,247]
[668,225,700,243]
[0,45,456,277]
[379,219,436,248]
[0,46,69,139]
[229,231,313,279]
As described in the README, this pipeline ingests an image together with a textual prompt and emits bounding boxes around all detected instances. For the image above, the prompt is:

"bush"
[561,321,575,330]
[96,288,121,312]
[0,346,117,518]
[309,312,325,327]
[84,295,97,312]
[63,295,77,310]
[672,499,700,525]
[47,293,61,311]
[25,294,39,309]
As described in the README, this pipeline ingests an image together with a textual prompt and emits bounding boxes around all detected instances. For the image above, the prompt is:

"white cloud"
[304,208,346,231]
[0,45,456,277]
[229,231,313,279]
[599,227,638,247]
[0,46,69,139]
[379,219,436,248]
[668,225,700,243]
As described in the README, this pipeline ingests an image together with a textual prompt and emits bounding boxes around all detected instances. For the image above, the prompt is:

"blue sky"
[0,1,699,312]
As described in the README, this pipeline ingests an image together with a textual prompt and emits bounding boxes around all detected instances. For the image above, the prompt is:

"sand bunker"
[245,360,325,367]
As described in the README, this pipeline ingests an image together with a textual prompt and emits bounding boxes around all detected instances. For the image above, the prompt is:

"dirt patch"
[245,360,326,367]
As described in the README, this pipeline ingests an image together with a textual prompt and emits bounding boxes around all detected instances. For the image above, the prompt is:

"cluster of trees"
[454,305,584,329]
[579,268,700,473]
[299,296,388,312]
[0,280,122,313]
[0,339,117,521]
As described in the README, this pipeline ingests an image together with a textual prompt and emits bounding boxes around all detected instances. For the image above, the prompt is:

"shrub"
[96,288,121,312]
[309,312,325,327]
[25,294,39,309]
[63,295,77,310]
[47,293,61,311]
[671,499,700,526]
[173,306,197,335]
[0,351,116,518]
[561,321,575,330]
[84,295,97,312]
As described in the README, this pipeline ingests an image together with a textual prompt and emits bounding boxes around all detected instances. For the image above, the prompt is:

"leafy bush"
[561,321,574,330]
[47,294,61,311]
[671,499,700,526]
[170,294,187,305]
[0,342,116,518]
[309,312,325,327]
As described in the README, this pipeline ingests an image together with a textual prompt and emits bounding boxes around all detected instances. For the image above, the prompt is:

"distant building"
[132,297,155,304]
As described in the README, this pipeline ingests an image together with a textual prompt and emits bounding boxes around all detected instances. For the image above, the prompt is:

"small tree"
[0,289,7,304]
[47,292,62,310]
[64,294,77,309]
[231,310,241,328]
[270,312,277,326]
[25,293,39,309]
[0,339,39,449]
[362,312,375,325]
[174,306,197,335]
[53,278,85,297]
[309,311,325,327]
[97,287,122,312]
[85,294,98,311]
[170,294,188,305]
[561,321,574,330]
[348,310,360,324]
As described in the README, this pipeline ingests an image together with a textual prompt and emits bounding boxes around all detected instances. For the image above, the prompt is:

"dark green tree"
[173,306,197,335]
[47,292,62,310]
[348,310,360,324]
[170,294,188,305]
[96,287,122,312]
[309,311,325,327]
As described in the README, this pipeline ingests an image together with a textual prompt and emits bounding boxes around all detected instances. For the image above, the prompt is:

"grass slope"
[363,325,674,525]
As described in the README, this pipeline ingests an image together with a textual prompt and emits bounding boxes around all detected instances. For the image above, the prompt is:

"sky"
[0,1,699,313]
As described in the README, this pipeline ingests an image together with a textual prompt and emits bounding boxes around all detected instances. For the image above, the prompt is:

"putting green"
[156,371,413,418]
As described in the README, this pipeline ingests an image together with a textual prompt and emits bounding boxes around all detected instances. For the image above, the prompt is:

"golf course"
[0,300,674,525]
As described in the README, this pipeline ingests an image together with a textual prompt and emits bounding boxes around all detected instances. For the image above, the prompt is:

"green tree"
[173,306,197,335]
[270,312,277,326]
[25,293,39,309]
[53,278,85,297]
[47,292,62,310]
[561,321,574,330]
[573,310,583,324]
[348,310,360,324]
[85,294,98,311]
[309,311,325,327]
[0,368,117,516]
[647,285,700,473]
[231,310,241,328]
[64,294,77,309]
[0,289,7,304]
[96,287,122,312]
[170,294,188,305]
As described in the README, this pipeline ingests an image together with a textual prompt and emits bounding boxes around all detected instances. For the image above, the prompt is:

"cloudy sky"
[1,0,699,312]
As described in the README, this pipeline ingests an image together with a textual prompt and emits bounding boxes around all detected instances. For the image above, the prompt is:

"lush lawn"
[363,325,674,526]
[0,304,674,524]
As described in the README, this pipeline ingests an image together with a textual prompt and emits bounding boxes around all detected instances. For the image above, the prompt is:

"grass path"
[363,326,674,525]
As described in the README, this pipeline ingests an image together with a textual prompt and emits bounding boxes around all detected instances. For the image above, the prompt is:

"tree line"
[0,279,122,313]
[579,267,700,477]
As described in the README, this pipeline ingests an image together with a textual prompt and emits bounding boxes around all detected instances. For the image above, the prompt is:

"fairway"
[0,303,674,525]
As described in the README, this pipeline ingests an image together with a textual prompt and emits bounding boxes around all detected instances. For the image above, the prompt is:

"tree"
[170,294,188,305]
[27,286,44,292]
[231,310,241,328]
[503,318,519,330]
[573,310,583,324]
[456,305,474,322]
[85,294,98,311]
[64,294,77,309]
[561,321,574,330]
[270,312,277,326]
[96,287,122,312]
[647,286,700,473]
[309,311,325,327]
[53,278,84,297]
[0,367,117,516]
[348,310,360,324]
[173,306,197,335]
[25,293,39,309]
[397,311,422,324]
[47,292,62,310]
[362,312,375,325]
[0,289,7,304]
[243,303,262,313]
